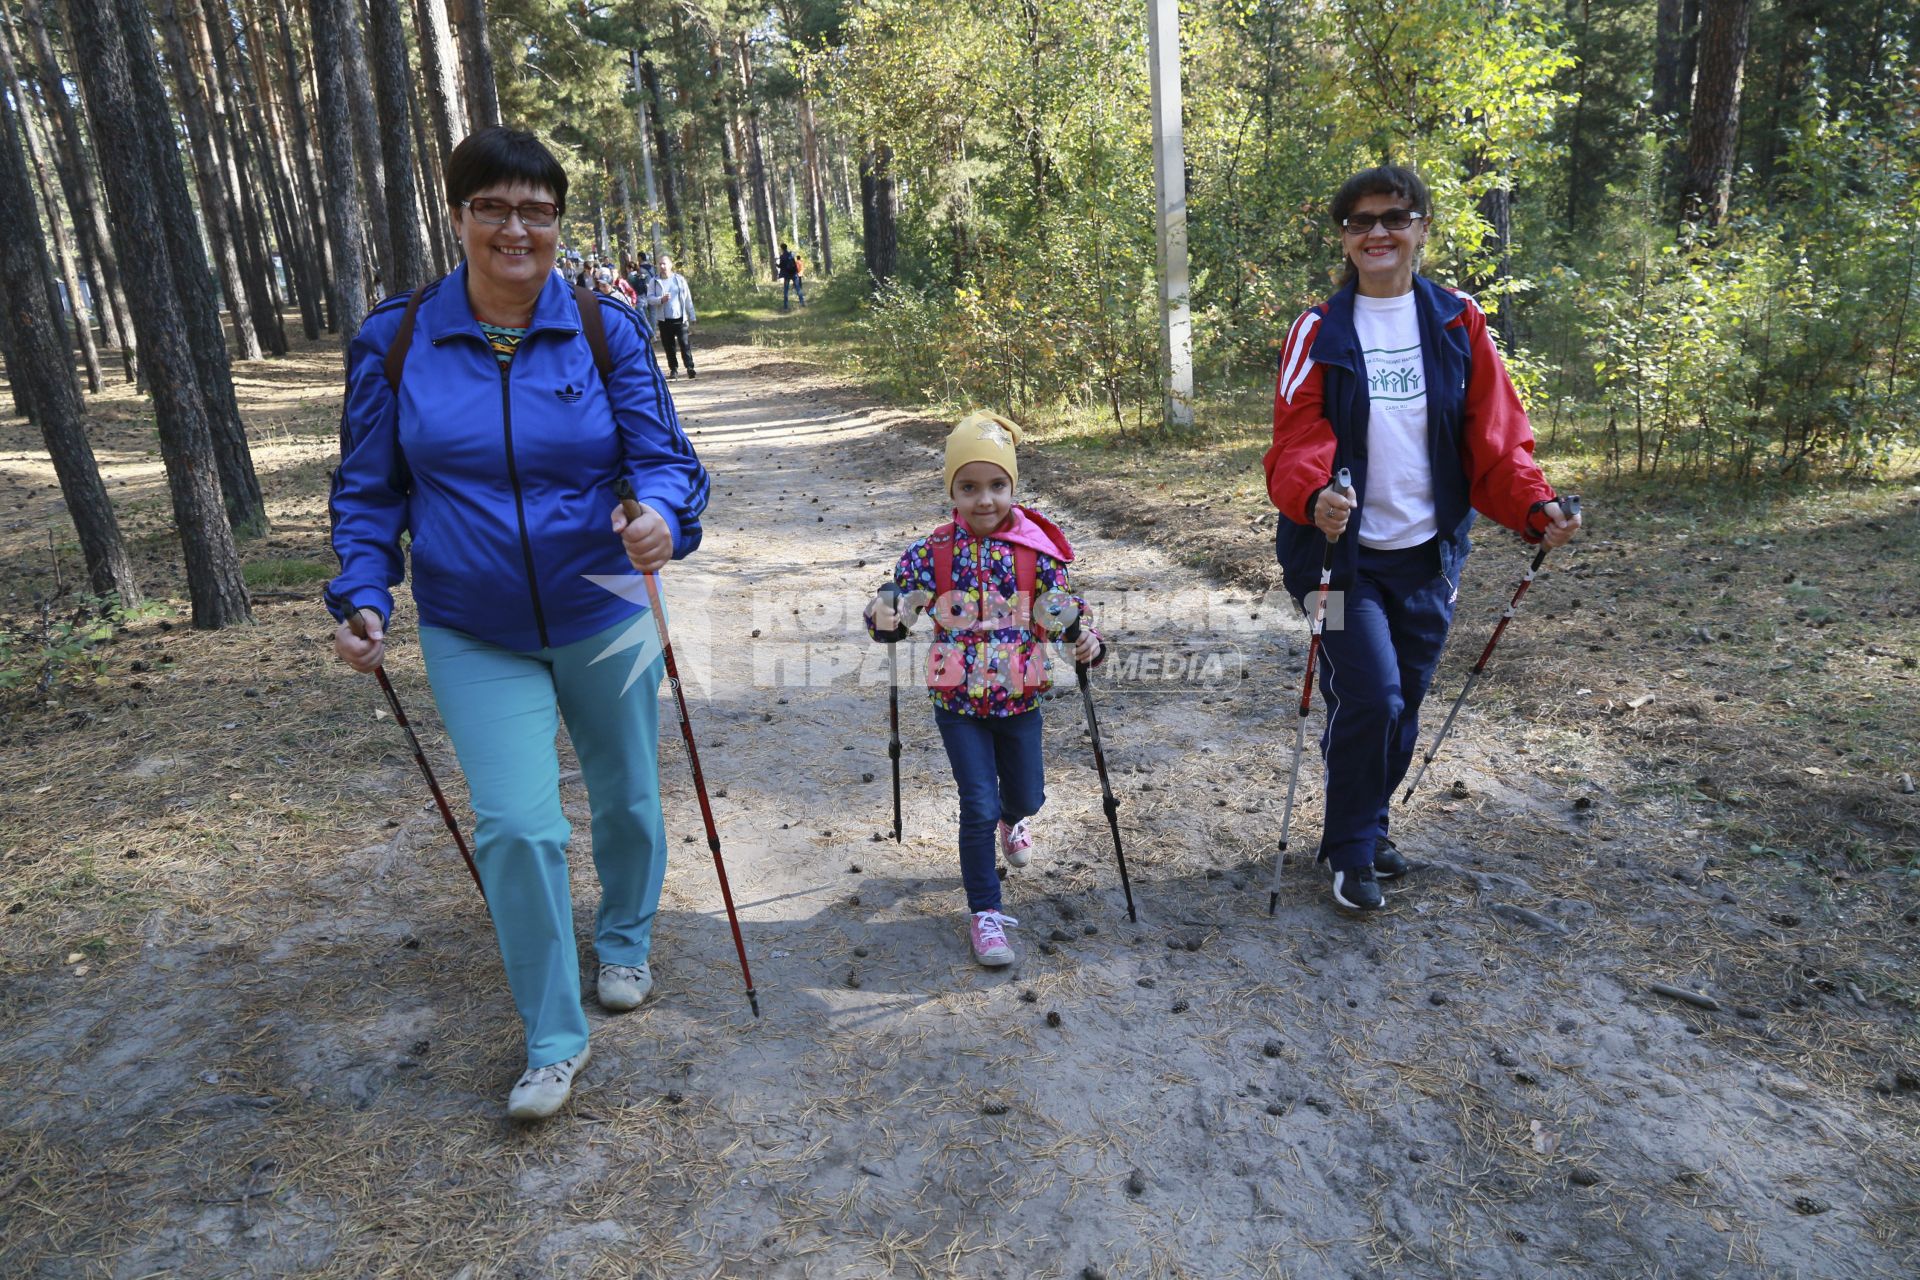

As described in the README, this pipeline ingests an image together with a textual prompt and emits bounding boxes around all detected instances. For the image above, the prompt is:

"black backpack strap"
[382,287,429,390]
[572,284,614,383]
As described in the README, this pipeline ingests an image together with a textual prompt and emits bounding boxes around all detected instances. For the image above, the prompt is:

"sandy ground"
[2,336,1917,1278]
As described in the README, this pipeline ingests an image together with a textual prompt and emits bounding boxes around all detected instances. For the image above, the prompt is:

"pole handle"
[345,609,377,641]
[1557,493,1582,522]
[614,476,644,522]
[1325,466,1356,546]
[874,581,911,643]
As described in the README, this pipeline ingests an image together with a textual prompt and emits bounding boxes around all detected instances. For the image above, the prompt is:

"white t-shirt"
[1352,290,1436,549]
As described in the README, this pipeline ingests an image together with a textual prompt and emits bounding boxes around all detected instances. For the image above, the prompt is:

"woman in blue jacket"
[327,128,709,1121]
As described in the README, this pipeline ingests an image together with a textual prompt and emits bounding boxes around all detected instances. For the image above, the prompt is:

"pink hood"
[950,505,1074,563]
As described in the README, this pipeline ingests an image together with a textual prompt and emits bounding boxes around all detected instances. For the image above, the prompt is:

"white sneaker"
[998,818,1035,868]
[506,1043,590,1121]
[597,962,653,1012]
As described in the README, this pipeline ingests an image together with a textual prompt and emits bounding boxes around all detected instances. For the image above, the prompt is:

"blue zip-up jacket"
[326,263,709,651]
[1262,276,1554,603]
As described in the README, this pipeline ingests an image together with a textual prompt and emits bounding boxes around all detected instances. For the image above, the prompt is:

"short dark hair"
[444,127,568,214]
[1330,165,1431,226]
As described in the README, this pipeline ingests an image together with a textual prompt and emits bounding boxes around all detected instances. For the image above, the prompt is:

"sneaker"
[1330,866,1386,914]
[687,370,697,379]
[998,818,1034,868]
[969,910,1019,966]
[506,1043,590,1121]
[597,961,653,1012]
[1373,839,1410,880]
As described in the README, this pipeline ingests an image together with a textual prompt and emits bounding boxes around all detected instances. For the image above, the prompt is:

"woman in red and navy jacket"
[1262,166,1581,914]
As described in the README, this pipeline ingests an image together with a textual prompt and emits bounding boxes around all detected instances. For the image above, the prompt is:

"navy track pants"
[1315,539,1458,873]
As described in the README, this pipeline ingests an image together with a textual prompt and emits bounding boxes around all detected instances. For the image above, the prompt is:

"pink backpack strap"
[930,522,957,603]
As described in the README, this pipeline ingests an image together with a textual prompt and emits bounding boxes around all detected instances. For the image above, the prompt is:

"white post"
[630,51,665,265]
[1146,0,1193,430]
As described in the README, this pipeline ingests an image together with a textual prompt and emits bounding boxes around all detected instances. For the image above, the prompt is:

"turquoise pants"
[419,614,666,1071]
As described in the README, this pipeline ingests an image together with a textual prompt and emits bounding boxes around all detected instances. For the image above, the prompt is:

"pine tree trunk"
[22,1,132,375]
[126,0,266,535]
[1652,0,1686,121]
[734,37,779,274]
[366,0,430,290]
[270,0,335,324]
[797,89,831,274]
[638,55,682,241]
[409,76,453,274]
[1682,0,1753,228]
[618,167,637,261]
[46,45,143,386]
[308,0,369,345]
[336,0,393,293]
[0,90,139,602]
[711,43,754,279]
[232,0,324,338]
[448,0,498,129]
[195,0,289,355]
[64,0,251,626]
[0,16,97,395]
[156,0,262,361]
[860,143,897,285]
[413,0,465,170]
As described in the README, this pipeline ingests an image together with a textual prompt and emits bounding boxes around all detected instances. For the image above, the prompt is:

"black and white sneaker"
[1330,866,1386,914]
[1373,839,1410,880]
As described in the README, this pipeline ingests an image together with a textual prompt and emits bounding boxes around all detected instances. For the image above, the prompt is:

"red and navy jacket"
[1262,275,1556,602]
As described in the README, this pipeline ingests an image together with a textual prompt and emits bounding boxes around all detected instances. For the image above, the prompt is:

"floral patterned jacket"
[866,506,1105,718]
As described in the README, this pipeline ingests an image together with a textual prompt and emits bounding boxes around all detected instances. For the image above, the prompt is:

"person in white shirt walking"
[1263,166,1582,915]
[648,255,696,379]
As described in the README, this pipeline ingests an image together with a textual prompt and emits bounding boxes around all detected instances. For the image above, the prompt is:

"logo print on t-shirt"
[1364,345,1423,407]
[555,384,583,404]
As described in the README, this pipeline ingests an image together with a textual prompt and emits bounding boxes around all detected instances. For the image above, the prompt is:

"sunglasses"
[1340,208,1426,235]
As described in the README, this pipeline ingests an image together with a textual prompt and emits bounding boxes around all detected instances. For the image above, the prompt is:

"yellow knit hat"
[943,410,1023,496]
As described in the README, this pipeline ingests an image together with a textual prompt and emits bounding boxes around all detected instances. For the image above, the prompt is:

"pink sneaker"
[969,910,1018,966]
[998,818,1035,868]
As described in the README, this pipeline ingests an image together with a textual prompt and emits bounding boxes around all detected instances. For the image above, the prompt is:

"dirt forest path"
[3,334,1917,1279]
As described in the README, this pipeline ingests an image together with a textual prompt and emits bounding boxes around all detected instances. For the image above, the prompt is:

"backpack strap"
[572,283,614,382]
[930,522,957,605]
[382,287,429,390]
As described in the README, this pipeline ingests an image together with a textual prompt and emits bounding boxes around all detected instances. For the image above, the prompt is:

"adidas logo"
[555,384,583,404]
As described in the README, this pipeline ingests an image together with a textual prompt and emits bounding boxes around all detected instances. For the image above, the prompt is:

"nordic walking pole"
[1055,611,1137,923]
[1400,494,1581,806]
[615,481,759,1017]
[874,582,909,842]
[1268,467,1354,917]
[345,611,486,901]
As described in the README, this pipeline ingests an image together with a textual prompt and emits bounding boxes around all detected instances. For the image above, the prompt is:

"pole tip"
[748,990,761,1018]
[1267,892,1279,916]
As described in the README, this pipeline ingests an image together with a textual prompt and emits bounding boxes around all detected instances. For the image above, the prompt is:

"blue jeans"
[934,707,1045,913]
[1315,540,1458,872]
[782,276,806,308]
[418,614,666,1070]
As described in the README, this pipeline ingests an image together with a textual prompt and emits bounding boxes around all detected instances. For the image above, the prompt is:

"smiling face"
[452,181,560,299]
[951,461,1014,538]
[1343,191,1429,297]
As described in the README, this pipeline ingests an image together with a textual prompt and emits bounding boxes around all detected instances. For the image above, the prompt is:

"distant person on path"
[777,242,806,310]
[327,127,710,1121]
[1263,165,1581,915]
[865,413,1105,968]
[649,255,696,379]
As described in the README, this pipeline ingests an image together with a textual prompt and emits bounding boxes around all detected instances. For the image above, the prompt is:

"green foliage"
[0,595,162,699]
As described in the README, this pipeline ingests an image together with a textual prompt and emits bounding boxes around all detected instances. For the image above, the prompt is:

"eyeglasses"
[461,198,559,228]
[1341,208,1425,235]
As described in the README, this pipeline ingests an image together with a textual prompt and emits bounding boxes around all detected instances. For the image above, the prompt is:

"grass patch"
[244,557,332,590]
